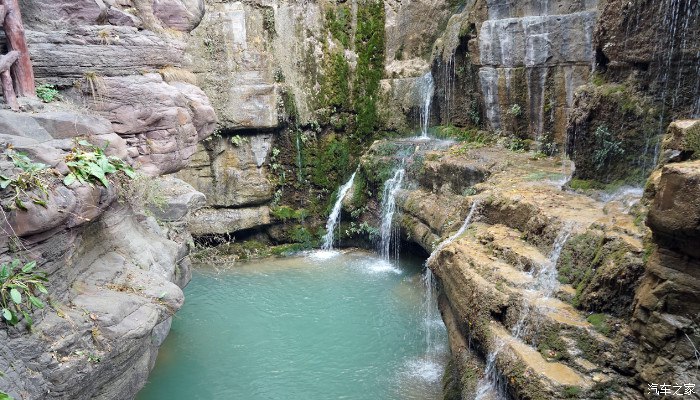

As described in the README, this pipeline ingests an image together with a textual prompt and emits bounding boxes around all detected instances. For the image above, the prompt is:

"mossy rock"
[568,83,660,184]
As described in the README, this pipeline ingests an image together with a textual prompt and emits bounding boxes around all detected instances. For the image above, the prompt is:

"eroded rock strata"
[0,0,698,398]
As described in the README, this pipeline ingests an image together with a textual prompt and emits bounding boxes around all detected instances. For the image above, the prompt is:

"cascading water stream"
[413,201,480,384]
[321,171,358,250]
[379,168,405,260]
[475,227,571,399]
[418,72,435,138]
[423,201,479,346]
[426,201,480,266]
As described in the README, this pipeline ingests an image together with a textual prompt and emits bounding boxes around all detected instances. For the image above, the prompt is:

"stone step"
[432,234,617,376]
[486,323,596,399]
[450,224,534,289]
[473,222,550,273]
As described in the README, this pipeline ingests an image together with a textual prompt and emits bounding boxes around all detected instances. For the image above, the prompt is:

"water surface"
[137,250,447,400]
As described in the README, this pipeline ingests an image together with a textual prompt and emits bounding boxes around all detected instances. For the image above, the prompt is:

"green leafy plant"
[36,84,59,103]
[271,206,308,222]
[507,104,523,118]
[0,390,14,400]
[0,149,51,210]
[592,125,624,171]
[505,137,530,152]
[74,350,101,363]
[0,259,48,328]
[230,135,248,147]
[63,140,135,187]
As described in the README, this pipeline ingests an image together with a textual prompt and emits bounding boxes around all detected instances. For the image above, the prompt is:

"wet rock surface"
[0,1,215,397]
[355,140,648,399]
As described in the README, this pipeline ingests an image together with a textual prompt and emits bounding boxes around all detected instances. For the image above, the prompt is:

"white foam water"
[379,168,406,261]
[321,171,358,250]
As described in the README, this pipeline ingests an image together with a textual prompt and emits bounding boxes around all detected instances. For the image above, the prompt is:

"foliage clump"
[591,125,624,171]
[0,148,51,210]
[353,0,385,139]
[0,259,48,328]
[36,84,59,103]
[63,140,135,187]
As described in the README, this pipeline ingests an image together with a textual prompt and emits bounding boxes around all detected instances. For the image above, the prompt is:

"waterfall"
[426,201,480,266]
[321,171,357,250]
[379,168,405,260]
[423,201,479,348]
[441,53,456,125]
[418,72,435,138]
[412,201,480,385]
[422,268,441,355]
[475,227,571,399]
[535,228,571,297]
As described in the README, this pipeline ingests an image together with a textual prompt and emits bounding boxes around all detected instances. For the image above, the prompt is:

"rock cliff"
[0,1,216,398]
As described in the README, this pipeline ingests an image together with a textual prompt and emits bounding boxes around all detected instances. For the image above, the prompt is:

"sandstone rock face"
[475,4,597,138]
[566,83,659,183]
[153,0,205,32]
[0,106,206,398]
[77,74,217,176]
[647,160,700,258]
[177,134,273,208]
[0,205,189,400]
[27,27,186,86]
[594,0,700,121]
[188,206,271,236]
[0,2,216,397]
[21,0,206,33]
[426,0,598,143]
[384,0,452,75]
[185,1,279,130]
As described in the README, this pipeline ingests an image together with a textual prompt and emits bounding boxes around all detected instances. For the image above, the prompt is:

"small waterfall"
[321,171,357,250]
[426,201,480,266]
[417,201,480,384]
[479,67,502,131]
[441,53,456,125]
[418,72,435,138]
[535,228,571,297]
[422,268,441,355]
[379,169,405,260]
[475,227,571,399]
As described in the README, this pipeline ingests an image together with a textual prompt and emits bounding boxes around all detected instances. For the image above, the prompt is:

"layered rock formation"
[1,1,216,398]
[348,139,651,398]
[631,119,700,391]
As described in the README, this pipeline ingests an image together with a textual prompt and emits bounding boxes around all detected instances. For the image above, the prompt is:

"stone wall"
[0,1,217,398]
[631,119,700,391]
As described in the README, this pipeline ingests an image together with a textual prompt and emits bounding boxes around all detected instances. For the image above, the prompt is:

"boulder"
[153,0,205,32]
[659,119,700,164]
[188,206,271,236]
[146,176,206,222]
[646,160,700,258]
[81,74,216,176]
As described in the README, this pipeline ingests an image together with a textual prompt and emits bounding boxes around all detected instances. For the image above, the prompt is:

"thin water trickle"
[536,228,571,297]
[426,201,480,266]
[380,169,405,261]
[321,171,357,251]
[475,227,571,398]
[419,72,435,138]
[419,202,480,386]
